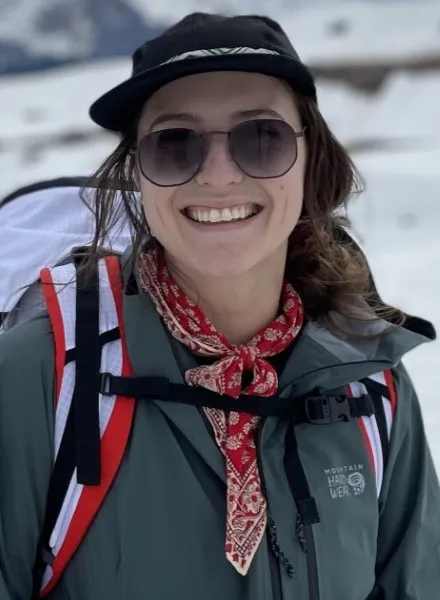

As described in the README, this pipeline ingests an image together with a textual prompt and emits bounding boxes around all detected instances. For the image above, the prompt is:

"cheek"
[262,170,305,222]
[140,181,171,224]
[281,159,306,213]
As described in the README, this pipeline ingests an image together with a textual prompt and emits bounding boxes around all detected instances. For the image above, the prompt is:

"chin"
[190,252,261,279]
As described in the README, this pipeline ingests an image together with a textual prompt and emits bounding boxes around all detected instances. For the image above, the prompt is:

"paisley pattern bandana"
[138,249,304,574]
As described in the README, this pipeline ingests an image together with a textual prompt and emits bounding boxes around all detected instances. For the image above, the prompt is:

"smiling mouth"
[182,204,263,224]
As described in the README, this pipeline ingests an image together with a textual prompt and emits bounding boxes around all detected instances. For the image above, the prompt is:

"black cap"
[89,13,317,132]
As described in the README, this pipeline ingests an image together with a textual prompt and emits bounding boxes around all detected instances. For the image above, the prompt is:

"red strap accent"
[41,257,135,596]
[384,369,398,416]
[347,384,376,476]
[40,268,66,404]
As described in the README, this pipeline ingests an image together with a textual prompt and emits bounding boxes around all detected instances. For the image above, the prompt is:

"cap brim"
[89,53,317,132]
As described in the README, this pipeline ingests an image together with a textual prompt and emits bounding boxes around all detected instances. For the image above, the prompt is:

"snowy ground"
[351,154,440,469]
[0,49,439,470]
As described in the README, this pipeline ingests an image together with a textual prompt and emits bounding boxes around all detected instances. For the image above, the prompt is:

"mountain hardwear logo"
[324,464,366,499]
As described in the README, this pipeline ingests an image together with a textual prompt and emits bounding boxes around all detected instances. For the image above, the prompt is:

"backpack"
[0,176,135,329]
[0,178,398,598]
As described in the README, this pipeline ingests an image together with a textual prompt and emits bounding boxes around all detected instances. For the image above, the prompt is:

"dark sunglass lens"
[230,119,298,178]
[138,129,204,186]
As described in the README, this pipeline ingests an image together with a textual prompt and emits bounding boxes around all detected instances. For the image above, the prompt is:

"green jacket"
[0,262,439,600]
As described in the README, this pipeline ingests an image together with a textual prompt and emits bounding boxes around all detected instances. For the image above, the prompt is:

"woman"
[0,12,438,600]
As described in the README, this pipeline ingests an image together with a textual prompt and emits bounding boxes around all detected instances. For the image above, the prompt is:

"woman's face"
[137,71,306,278]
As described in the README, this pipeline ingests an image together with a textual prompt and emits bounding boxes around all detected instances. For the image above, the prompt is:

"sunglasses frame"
[136,119,306,187]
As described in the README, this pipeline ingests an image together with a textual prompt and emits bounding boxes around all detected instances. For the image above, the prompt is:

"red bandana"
[138,250,304,575]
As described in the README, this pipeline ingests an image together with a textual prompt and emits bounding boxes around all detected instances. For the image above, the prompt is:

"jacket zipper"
[256,421,284,600]
[303,524,320,600]
[268,532,283,600]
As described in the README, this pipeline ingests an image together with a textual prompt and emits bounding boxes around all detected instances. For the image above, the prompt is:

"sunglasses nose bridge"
[203,129,231,151]
[200,130,238,169]
[195,130,244,185]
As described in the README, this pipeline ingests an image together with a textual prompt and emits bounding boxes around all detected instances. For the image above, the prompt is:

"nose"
[195,133,244,188]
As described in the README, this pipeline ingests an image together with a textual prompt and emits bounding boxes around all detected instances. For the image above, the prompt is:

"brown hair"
[82,94,403,338]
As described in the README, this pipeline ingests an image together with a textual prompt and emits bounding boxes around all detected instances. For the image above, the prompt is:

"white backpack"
[0,176,137,330]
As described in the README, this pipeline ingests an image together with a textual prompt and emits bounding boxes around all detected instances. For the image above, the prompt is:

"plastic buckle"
[100,372,112,396]
[305,395,352,425]
[40,545,55,567]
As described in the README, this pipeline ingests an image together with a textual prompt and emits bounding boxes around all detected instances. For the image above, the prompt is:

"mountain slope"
[0,0,166,75]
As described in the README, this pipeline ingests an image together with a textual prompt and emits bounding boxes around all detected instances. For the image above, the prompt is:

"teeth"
[186,205,260,224]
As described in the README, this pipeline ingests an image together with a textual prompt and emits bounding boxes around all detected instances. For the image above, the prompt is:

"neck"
[166,251,287,345]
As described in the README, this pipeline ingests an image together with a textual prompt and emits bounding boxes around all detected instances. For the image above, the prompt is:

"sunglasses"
[137,119,305,187]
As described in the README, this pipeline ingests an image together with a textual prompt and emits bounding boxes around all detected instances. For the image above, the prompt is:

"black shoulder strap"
[361,377,391,467]
[73,254,101,486]
[100,373,375,422]
[32,254,105,597]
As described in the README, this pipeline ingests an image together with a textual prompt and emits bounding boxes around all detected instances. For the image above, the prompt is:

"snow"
[350,157,440,462]
[0,59,130,141]
[135,0,440,67]
[354,71,440,144]
[0,134,116,196]
[285,2,440,67]
[0,0,95,59]
[2,58,440,169]
[2,0,439,72]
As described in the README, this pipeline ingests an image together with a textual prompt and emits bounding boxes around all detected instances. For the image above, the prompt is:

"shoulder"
[0,312,55,440]
[389,362,423,426]
[0,313,55,587]
[0,310,53,365]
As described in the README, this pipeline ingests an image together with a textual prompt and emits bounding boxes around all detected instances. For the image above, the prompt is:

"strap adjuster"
[100,373,171,399]
[33,544,54,578]
[40,545,54,567]
[100,372,113,395]
[305,394,352,425]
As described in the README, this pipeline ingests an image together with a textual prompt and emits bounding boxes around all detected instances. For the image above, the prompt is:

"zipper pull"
[296,513,309,554]
[268,517,295,578]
